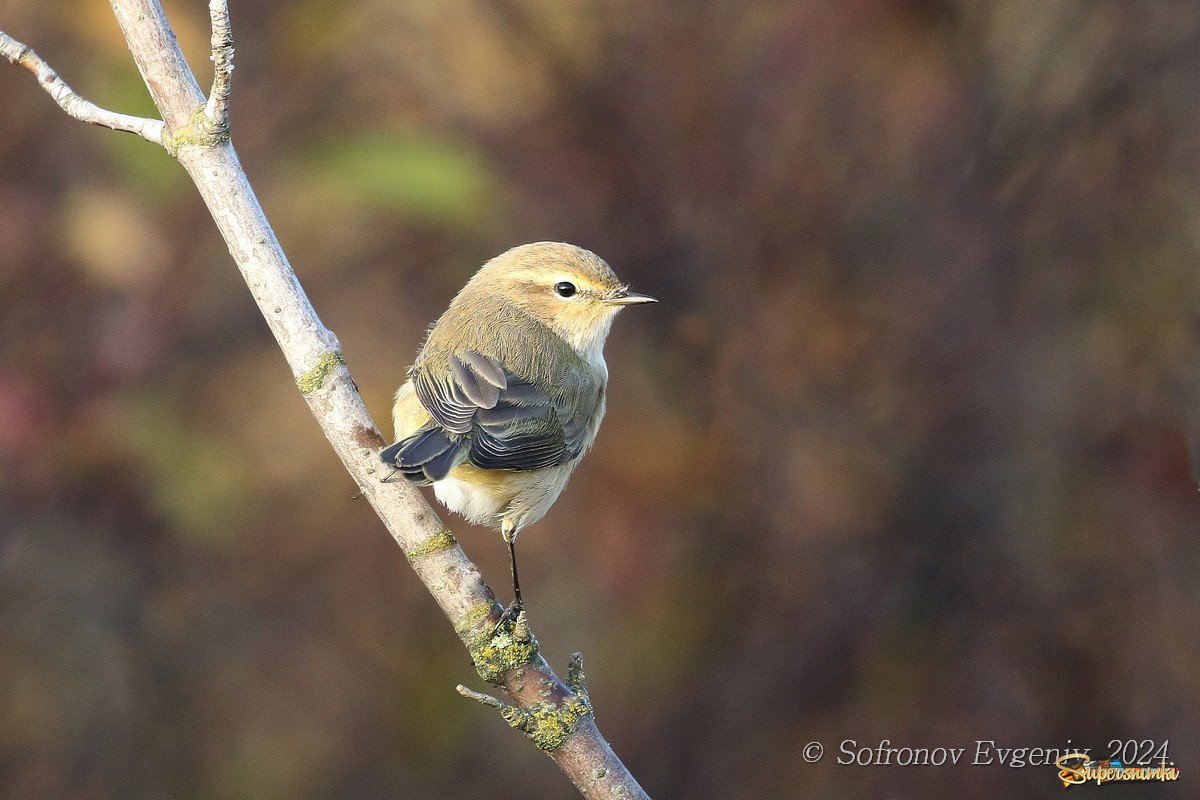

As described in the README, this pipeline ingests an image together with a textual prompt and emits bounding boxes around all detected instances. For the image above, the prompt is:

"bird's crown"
[472,241,626,299]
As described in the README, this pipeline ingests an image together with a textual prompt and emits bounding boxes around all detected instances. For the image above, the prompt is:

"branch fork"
[0,0,234,154]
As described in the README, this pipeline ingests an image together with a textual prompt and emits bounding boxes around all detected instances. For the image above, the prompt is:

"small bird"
[381,242,656,620]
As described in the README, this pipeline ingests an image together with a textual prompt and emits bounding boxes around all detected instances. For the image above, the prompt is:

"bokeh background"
[2,1,1199,798]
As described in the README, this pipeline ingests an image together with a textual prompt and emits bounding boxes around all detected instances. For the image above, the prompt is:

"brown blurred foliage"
[2,1,1199,798]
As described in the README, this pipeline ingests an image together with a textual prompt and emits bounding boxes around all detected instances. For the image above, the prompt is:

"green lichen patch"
[163,106,231,155]
[405,527,456,559]
[501,691,593,752]
[462,611,538,684]
[296,350,345,394]
[453,602,494,640]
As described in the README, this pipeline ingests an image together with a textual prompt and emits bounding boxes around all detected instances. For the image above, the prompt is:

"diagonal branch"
[3,3,650,798]
[0,29,165,145]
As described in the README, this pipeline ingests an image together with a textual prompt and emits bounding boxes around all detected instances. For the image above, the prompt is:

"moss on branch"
[297,350,345,394]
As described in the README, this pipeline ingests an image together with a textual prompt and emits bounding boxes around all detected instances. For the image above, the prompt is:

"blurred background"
[2,1,1199,798]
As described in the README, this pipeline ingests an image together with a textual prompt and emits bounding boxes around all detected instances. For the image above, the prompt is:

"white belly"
[433,461,577,534]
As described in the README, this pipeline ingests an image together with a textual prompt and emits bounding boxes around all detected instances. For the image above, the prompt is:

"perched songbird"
[381,242,656,619]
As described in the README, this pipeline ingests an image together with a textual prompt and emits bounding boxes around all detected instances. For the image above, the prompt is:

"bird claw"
[493,599,525,635]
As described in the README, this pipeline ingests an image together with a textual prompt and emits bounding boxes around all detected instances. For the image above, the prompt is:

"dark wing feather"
[450,354,500,407]
[413,374,474,434]
[416,349,526,432]
[403,350,596,474]
[470,420,567,471]
[468,373,590,470]
[380,425,462,484]
[457,348,508,390]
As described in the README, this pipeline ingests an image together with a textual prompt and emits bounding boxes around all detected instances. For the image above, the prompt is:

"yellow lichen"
[461,610,538,684]
[501,691,593,751]
[162,106,230,155]
[296,351,345,394]
[405,527,457,559]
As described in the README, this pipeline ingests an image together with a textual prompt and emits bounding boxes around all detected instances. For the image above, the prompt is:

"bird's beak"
[604,289,658,306]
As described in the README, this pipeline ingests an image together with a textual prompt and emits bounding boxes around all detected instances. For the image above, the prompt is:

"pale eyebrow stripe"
[505,268,605,293]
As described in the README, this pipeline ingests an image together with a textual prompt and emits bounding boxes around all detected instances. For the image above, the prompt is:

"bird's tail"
[380,425,464,484]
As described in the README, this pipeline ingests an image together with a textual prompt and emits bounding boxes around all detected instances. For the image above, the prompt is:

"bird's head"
[467,242,656,358]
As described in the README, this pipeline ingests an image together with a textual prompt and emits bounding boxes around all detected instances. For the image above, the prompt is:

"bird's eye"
[554,281,577,298]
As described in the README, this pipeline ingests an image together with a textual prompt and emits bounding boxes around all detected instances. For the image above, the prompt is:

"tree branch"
[2,3,650,798]
[0,29,165,145]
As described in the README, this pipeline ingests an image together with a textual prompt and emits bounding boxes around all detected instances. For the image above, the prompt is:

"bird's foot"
[492,598,525,635]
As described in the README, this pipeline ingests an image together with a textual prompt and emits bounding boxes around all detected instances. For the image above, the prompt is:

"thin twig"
[0,29,165,145]
[203,0,233,127]
[457,685,507,709]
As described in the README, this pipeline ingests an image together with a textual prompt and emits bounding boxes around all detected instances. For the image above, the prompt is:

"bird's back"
[418,292,599,403]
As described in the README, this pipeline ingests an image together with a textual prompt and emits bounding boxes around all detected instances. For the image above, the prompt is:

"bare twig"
[458,684,508,709]
[2,3,651,798]
[0,29,164,145]
[203,0,233,130]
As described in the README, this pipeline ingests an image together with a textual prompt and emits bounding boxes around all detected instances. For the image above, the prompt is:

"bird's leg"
[507,530,523,610]
[495,523,524,630]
